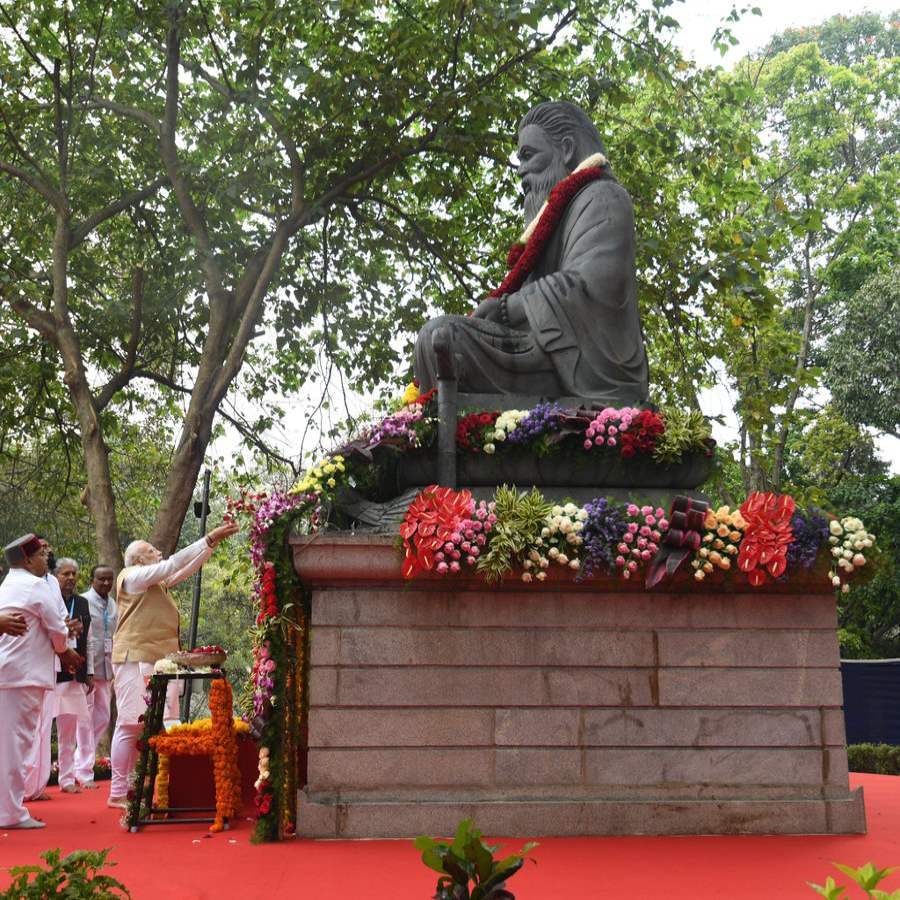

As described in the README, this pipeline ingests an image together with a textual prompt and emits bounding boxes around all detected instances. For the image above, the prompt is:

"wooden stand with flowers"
[125,672,242,833]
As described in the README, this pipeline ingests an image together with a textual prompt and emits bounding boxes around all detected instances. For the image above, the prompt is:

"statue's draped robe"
[415,177,649,406]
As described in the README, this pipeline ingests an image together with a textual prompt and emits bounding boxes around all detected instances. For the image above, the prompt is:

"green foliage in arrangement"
[1,849,130,899]
[476,486,551,583]
[847,744,900,777]
[653,407,713,464]
[808,862,899,899]
[415,819,537,900]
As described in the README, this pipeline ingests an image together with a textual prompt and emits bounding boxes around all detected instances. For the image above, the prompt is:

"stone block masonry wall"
[291,535,865,838]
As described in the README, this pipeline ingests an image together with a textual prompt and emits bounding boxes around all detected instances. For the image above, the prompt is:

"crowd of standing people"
[0,523,237,829]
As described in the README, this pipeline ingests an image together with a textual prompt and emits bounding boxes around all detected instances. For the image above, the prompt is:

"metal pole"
[180,468,211,721]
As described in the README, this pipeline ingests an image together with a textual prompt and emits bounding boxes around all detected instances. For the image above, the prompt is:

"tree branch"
[94,266,144,411]
[1,286,58,342]
[0,3,53,77]
[131,367,296,469]
[69,176,167,248]
[0,102,59,189]
[158,16,228,309]
[0,158,65,208]
[175,54,304,209]
[84,99,161,134]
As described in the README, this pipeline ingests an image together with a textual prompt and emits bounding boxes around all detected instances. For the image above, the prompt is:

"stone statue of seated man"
[414,100,649,407]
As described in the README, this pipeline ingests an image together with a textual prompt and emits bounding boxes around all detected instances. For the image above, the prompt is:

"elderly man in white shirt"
[0,534,83,828]
[78,564,116,789]
[108,523,237,808]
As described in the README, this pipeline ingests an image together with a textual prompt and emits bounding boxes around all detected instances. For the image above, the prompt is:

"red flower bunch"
[256,562,278,624]
[224,488,268,525]
[456,411,499,450]
[255,785,273,816]
[737,492,796,586]
[399,485,474,579]
[618,410,665,459]
[418,387,437,407]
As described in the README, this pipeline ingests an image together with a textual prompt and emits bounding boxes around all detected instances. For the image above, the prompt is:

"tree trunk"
[51,213,125,569]
[150,408,215,555]
[772,232,817,492]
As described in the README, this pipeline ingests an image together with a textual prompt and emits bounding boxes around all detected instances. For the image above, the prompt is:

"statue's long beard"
[523,159,571,226]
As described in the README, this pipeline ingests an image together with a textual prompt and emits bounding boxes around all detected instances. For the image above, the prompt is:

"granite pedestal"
[290,533,865,838]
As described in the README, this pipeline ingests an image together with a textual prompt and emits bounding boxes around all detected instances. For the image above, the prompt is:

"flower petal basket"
[379,445,716,493]
[165,650,227,668]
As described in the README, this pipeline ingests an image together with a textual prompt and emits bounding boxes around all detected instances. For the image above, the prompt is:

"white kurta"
[0,568,70,689]
[109,538,210,799]
[0,567,70,824]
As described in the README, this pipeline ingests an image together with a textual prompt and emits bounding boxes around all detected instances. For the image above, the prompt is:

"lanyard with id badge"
[67,597,78,649]
[103,600,113,655]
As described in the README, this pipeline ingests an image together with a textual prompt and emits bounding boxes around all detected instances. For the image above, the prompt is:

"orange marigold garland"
[737,492,796,587]
[153,753,170,816]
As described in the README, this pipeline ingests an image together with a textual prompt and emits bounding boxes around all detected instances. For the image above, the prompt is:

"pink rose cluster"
[582,407,642,451]
[435,500,497,574]
[615,504,669,579]
[252,640,277,717]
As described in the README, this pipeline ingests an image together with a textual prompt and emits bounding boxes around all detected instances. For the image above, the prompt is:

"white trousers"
[23,689,56,800]
[0,686,44,826]
[110,663,179,798]
[55,681,91,788]
[77,679,113,780]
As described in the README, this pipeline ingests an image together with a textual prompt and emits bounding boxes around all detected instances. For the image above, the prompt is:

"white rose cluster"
[491,410,528,444]
[153,658,180,675]
[255,745,271,790]
[828,516,875,594]
[520,502,587,583]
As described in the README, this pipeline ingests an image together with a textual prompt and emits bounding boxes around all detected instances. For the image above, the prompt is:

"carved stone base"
[291,534,866,838]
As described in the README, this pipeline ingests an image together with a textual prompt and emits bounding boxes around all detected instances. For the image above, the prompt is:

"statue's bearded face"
[517,124,571,225]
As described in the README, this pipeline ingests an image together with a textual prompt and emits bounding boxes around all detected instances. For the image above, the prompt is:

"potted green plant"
[415,819,537,900]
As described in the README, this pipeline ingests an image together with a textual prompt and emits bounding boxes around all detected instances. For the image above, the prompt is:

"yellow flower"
[401,382,420,406]
[327,478,336,488]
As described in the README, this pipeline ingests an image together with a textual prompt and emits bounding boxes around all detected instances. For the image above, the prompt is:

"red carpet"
[1,775,898,899]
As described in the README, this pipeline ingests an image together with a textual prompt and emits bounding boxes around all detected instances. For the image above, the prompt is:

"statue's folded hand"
[472,297,501,321]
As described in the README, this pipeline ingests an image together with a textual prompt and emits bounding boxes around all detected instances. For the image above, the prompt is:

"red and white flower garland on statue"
[488,152,608,300]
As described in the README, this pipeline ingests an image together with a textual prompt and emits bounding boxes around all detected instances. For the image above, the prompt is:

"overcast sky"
[673,0,896,66]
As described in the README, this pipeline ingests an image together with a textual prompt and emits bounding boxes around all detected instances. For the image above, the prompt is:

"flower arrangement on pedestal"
[397,486,877,591]
[230,386,879,843]
[280,386,715,517]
